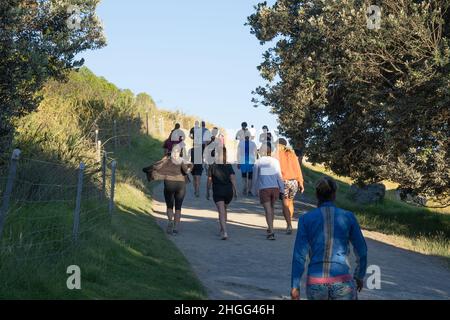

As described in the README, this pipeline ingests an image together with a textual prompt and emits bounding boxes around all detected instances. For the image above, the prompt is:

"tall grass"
[0,67,208,299]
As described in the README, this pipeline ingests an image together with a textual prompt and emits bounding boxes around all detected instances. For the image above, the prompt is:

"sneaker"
[286,226,293,235]
[172,229,179,235]
[166,222,174,234]
[267,233,276,240]
[221,232,228,240]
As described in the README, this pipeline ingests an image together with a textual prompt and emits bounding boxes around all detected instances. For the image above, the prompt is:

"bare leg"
[224,204,228,223]
[194,176,201,197]
[216,201,228,239]
[262,202,274,234]
[289,200,295,218]
[282,198,293,230]
[271,201,276,227]
[246,176,249,195]
[173,210,182,232]
[242,175,247,195]
[167,208,174,222]
[166,208,174,234]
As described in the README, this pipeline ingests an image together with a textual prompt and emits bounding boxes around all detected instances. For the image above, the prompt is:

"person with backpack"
[206,147,238,240]
[291,177,368,300]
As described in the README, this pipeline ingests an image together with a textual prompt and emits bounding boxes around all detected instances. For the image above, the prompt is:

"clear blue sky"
[81,0,279,134]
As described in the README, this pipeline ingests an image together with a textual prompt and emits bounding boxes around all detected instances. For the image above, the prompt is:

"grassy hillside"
[0,68,207,299]
[301,161,450,262]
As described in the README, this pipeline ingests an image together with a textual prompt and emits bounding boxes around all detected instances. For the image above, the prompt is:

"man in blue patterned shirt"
[291,177,368,300]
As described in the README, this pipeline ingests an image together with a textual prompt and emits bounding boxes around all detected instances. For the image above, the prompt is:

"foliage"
[248,0,450,205]
[0,134,207,299]
[301,161,450,261]
[0,0,106,154]
[1,67,210,298]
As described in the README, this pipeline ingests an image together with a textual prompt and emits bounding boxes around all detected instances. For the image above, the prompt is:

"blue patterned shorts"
[306,280,358,300]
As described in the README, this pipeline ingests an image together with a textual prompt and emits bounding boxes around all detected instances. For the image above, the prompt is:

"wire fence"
[92,112,180,152]
[0,151,116,262]
[0,111,181,264]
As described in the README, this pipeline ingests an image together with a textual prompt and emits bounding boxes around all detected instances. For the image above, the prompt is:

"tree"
[135,93,156,113]
[248,0,450,205]
[0,0,106,155]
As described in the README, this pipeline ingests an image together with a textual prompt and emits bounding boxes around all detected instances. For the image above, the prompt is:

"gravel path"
[151,170,450,300]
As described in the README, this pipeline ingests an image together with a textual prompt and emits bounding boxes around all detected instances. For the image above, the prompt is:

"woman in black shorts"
[206,147,237,240]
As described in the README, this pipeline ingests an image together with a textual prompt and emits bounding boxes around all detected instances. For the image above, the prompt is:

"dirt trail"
[151,170,450,300]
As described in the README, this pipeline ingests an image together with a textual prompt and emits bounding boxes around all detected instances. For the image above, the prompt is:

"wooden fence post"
[97,140,102,163]
[102,151,107,199]
[109,160,117,216]
[0,149,21,240]
[95,129,99,150]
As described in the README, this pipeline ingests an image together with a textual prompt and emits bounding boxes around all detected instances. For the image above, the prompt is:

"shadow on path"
[150,170,450,300]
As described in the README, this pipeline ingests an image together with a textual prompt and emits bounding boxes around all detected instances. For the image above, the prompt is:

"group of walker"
[146,121,368,300]
[235,122,305,240]
[153,121,305,240]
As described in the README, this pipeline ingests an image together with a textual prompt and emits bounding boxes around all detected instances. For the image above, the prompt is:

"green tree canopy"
[135,93,156,113]
[0,0,106,152]
[248,0,450,205]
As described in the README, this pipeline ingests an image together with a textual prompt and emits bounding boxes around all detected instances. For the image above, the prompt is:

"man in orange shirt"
[275,138,305,234]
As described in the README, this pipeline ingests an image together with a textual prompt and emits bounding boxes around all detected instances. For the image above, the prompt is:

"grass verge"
[301,162,450,263]
[0,135,207,299]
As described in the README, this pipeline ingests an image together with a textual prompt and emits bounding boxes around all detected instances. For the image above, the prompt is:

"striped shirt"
[291,201,368,289]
